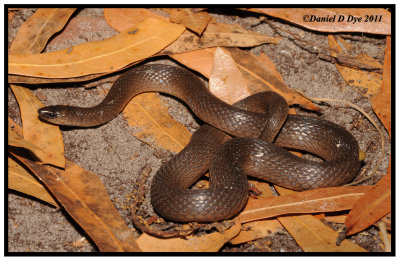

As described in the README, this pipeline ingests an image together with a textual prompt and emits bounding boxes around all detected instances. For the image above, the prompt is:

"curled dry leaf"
[8,157,59,207]
[9,18,185,78]
[345,170,391,236]
[236,186,372,224]
[137,222,241,252]
[209,47,251,104]
[10,8,76,55]
[10,85,65,168]
[169,8,212,35]
[123,93,192,153]
[372,36,391,137]
[247,8,391,35]
[328,35,382,96]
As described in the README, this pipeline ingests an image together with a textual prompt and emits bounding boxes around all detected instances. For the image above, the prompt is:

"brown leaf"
[8,71,111,84]
[323,213,348,224]
[10,86,65,167]
[170,48,216,78]
[229,219,282,245]
[8,157,60,207]
[123,93,192,153]
[9,18,185,78]
[230,181,283,245]
[227,48,321,112]
[345,171,391,236]
[161,22,281,55]
[372,36,391,137]
[8,125,42,153]
[328,35,382,96]
[137,222,241,252]
[169,9,212,35]
[272,185,367,251]
[236,186,372,224]
[11,155,141,252]
[279,214,367,252]
[104,10,281,83]
[104,8,168,32]
[9,120,140,251]
[209,47,251,104]
[336,53,383,71]
[10,8,76,55]
[247,8,391,35]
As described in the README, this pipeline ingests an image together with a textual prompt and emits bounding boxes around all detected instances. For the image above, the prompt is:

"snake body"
[38,64,360,222]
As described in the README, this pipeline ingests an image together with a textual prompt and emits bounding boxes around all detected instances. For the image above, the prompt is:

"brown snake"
[38,64,361,222]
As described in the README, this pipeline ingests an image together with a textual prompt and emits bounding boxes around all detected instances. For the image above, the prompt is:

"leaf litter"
[7,7,392,250]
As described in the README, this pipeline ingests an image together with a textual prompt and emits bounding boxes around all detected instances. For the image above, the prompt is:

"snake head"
[38,105,69,125]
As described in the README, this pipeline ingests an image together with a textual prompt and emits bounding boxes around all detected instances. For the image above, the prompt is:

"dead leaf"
[123,93,192,153]
[104,8,168,32]
[8,125,42,153]
[345,171,391,236]
[9,120,140,251]
[171,47,320,113]
[328,35,382,96]
[137,222,241,252]
[247,8,391,35]
[372,36,391,137]
[229,219,282,245]
[279,214,367,252]
[105,10,282,88]
[209,47,251,104]
[169,9,212,34]
[323,213,348,224]
[10,86,65,167]
[8,71,111,84]
[11,153,141,252]
[161,22,281,55]
[236,186,372,224]
[336,53,383,71]
[10,8,76,55]
[8,157,60,207]
[227,48,321,112]
[271,185,367,251]
[230,180,283,245]
[105,8,280,52]
[9,18,185,78]
[170,48,216,78]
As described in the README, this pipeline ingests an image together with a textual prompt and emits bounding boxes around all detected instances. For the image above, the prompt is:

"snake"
[38,63,361,222]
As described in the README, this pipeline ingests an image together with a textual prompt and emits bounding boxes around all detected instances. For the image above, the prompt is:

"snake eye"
[38,108,60,119]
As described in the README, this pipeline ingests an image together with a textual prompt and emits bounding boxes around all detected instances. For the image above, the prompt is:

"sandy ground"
[8,8,391,252]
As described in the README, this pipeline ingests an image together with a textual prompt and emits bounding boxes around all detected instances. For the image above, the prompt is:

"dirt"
[7,8,391,252]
